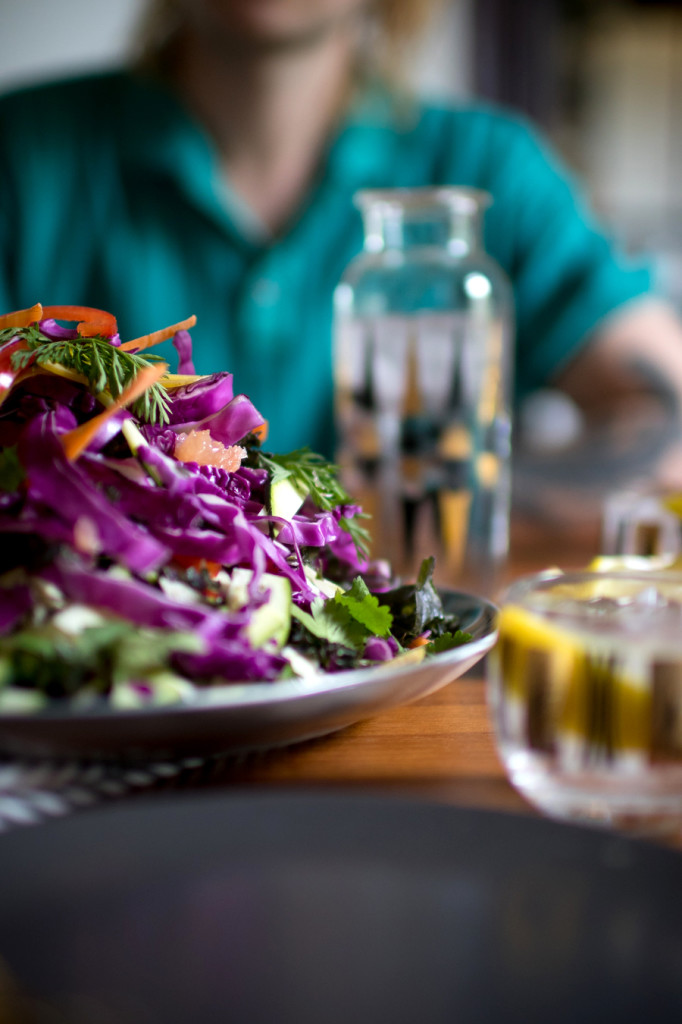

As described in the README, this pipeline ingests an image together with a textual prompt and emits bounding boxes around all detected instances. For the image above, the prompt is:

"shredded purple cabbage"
[0,318,404,701]
[171,330,196,375]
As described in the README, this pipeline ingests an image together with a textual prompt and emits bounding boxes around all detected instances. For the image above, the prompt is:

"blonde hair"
[131,0,444,84]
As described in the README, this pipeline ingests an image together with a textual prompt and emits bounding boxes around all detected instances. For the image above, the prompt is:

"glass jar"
[333,187,514,588]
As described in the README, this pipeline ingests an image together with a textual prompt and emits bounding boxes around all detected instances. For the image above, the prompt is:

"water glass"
[602,488,682,559]
[487,569,682,835]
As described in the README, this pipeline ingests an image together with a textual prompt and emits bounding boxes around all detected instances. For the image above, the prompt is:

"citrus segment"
[174,429,246,471]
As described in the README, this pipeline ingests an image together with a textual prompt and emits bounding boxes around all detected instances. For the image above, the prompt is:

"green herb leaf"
[333,576,393,637]
[417,555,436,589]
[0,323,44,348]
[6,327,170,425]
[319,600,368,650]
[291,596,370,652]
[377,556,444,642]
[291,577,393,654]
[291,599,356,647]
[287,611,360,670]
[0,446,25,493]
[426,630,473,655]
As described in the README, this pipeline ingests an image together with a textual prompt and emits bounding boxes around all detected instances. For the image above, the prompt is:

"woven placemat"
[0,754,236,832]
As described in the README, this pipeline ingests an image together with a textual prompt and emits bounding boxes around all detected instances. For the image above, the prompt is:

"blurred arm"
[552,298,682,484]
[556,299,682,417]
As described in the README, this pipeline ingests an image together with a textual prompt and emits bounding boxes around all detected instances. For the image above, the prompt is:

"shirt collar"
[116,70,420,240]
[118,71,260,244]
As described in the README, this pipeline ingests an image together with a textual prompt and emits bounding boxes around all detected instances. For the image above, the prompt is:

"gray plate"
[0,589,497,760]
[0,792,681,1023]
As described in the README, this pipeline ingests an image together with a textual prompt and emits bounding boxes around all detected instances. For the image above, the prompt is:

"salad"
[0,303,472,711]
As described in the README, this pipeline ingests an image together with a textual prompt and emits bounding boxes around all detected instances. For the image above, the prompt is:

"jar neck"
[360,202,485,256]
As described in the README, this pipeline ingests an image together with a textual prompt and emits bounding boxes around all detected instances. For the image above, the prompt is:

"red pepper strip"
[0,339,32,404]
[119,315,197,353]
[0,303,43,331]
[41,305,118,339]
[0,337,28,374]
[61,362,168,461]
[171,554,223,578]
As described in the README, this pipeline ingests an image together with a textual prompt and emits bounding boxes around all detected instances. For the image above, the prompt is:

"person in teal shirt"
[0,0,681,461]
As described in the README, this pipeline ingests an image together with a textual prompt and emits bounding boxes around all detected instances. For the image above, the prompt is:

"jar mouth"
[353,187,492,215]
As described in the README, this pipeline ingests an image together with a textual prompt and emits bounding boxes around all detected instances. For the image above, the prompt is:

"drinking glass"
[602,488,682,560]
[488,569,682,835]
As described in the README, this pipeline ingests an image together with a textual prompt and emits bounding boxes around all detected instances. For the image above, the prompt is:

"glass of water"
[602,488,682,560]
[487,569,682,835]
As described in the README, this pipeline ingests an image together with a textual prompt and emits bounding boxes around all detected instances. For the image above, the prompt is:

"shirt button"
[250,278,281,307]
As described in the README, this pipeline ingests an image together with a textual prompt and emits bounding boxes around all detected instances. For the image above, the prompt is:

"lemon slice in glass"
[587,554,678,573]
[494,601,650,751]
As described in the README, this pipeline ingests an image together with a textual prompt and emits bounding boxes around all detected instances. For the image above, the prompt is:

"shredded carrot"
[0,304,43,331]
[41,305,118,339]
[251,420,269,443]
[120,315,197,353]
[408,635,431,649]
[61,362,168,461]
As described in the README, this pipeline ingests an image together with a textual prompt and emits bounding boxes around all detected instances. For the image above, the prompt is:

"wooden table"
[207,673,531,814]
[199,511,603,820]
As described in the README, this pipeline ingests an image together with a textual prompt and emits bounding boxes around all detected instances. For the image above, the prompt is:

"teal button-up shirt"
[0,71,650,454]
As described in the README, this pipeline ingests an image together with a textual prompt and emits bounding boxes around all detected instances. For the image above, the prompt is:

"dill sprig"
[1,325,170,425]
[257,447,371,559]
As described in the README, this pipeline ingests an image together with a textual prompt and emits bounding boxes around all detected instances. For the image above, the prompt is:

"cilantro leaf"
[287,612,359,671]
[291,598,367,651]
[6,326,170,424]
[333,577,393,637]
[426,630,473,655]
[291,598,352,645]
[322,601,369,650]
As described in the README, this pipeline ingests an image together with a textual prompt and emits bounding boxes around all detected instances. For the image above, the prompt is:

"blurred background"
[1,0,679,313]
[1,0,680,538]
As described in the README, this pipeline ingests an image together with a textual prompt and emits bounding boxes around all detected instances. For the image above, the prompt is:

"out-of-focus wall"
[0,0,142,90]
[575,6,682,308]
[408,0,474,99]
[0,0,473,96]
